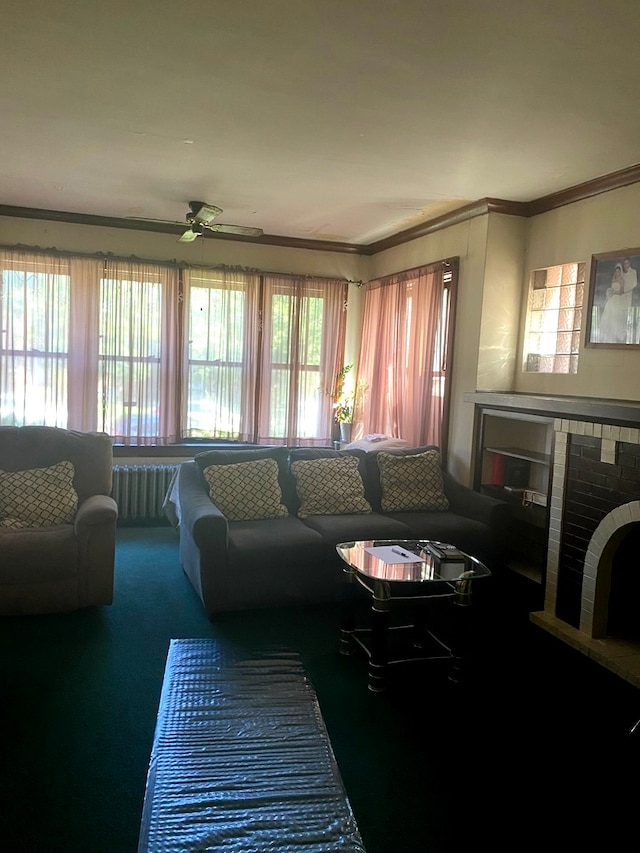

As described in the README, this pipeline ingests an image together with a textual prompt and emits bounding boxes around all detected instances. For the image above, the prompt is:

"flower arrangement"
[333,364,354,424]
[333,398,354,424]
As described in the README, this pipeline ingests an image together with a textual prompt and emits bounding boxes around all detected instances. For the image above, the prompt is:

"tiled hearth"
[467,393,640,688]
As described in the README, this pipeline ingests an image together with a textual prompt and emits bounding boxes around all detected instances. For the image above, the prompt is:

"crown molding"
[362,198,527,255]
[0,205,363,255]
[1,162,639,257]
[524,163,640,217]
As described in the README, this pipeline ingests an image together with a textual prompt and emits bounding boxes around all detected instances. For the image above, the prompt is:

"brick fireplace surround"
[468,393,640,688]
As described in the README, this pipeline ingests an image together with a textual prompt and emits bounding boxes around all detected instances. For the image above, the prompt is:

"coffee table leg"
[339,566,356,656]
[448,573,473,684]
[368,580,390,692]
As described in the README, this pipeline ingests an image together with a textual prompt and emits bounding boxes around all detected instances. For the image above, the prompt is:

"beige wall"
[477,213,527,392]
[515,183,640,399]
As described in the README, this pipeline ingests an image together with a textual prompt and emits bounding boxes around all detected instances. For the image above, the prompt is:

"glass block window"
[523,261,585,374]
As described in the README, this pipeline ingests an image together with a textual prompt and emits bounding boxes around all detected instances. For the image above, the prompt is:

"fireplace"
[466,392,640,687]
[527,412,640,687]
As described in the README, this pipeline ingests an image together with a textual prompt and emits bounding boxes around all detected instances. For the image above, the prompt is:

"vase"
[339,422,352,443]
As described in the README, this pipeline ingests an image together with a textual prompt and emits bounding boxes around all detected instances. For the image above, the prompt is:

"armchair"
[0,426,118,615]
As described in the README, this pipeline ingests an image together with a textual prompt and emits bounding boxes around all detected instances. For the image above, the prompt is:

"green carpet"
[1,527,639,852]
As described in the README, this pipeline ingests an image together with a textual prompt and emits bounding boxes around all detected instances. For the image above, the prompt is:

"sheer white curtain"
[355,261,455,450]
[182,267,261,441]
[258,275,347,445]
[68,256,102,430]
[0,250,181,441]
[184,270,347,445]
[1,247,347,446]
[99,259,180,445]
[0,249,74,427]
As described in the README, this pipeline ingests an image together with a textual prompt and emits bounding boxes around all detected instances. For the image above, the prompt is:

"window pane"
[0,266,69,426]
[268,290,324,438]
[99,275,163,440]
[187,278,246,438]
[523,261,585,374]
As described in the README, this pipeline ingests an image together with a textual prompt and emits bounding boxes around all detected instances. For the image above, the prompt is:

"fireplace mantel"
[464,391,640,426]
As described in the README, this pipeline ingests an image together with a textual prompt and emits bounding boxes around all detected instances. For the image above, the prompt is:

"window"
[99,269,165,442]
[356,260,455,451]
[0,255,70,427]
[0,248,349,446]
[186,270,254,439]
[523,261,585,374]
[184,269,346,445]
[262,278,328,441]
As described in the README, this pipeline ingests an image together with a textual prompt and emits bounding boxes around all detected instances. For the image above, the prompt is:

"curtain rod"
[0,242,363,286]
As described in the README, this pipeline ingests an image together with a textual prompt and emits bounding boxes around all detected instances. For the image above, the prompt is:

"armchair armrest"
[176,461,229,551]
[74,494,118,531]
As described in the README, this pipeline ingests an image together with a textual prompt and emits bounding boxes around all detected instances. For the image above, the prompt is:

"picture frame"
[585,248,640,348]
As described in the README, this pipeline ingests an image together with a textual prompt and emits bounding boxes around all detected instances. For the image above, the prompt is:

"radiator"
[111,464,178,525]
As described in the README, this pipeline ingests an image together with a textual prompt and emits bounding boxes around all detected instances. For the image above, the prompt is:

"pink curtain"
[356,262,454,449]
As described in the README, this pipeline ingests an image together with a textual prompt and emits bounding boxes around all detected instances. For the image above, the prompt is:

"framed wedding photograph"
[585,248,640,348]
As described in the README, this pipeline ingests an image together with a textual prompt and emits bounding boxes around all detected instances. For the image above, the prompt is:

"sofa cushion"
[382,510,495,567]
[195,446,297,513]
[290,455,372,517]
[301,512,411,547]
[202,458,289,522]
[377,449,449,512]
[228,515,325,562]
[0,460,78,527]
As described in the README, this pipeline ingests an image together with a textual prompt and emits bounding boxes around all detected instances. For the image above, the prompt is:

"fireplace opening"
[606,524,640,641]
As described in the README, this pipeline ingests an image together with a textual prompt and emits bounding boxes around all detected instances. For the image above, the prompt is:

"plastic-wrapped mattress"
[138,639,366,852]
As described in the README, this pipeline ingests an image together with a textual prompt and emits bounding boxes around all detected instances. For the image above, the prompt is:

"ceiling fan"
[129,201,263,242]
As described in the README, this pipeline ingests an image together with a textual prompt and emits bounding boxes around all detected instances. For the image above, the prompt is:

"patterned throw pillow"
[377,450,449,512]
[0,461,78,527]
[291,456,372,517]
[202,458,289,521]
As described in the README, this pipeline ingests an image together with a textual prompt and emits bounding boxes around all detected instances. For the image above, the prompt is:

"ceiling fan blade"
[126,216,182,225]
[208,223,263,237]
[178,227,201,243]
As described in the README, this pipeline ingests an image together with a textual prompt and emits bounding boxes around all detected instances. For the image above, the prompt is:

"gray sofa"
[174,444,510,618]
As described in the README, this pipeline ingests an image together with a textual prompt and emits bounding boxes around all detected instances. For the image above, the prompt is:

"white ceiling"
[3,0,640,246]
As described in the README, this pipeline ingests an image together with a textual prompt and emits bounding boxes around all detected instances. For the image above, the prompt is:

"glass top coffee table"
[336,539,491,692]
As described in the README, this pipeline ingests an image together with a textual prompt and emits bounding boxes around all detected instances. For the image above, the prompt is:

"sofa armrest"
[177,461,229,551]
[442,473,511,531]
[74,494,118,531]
